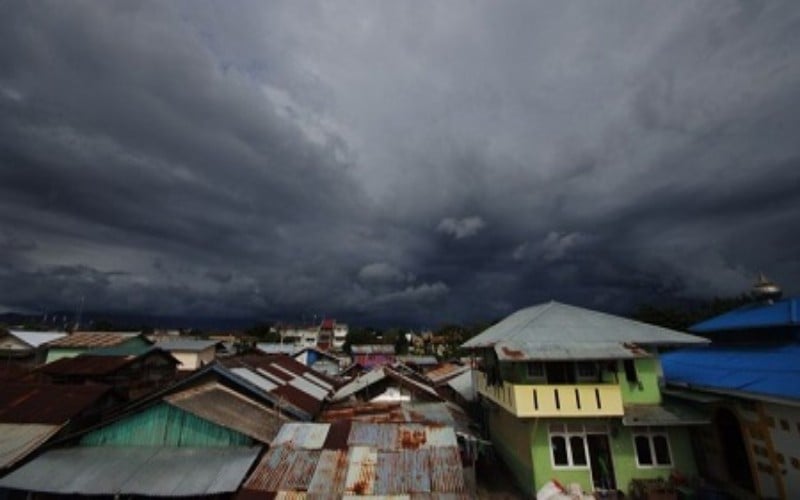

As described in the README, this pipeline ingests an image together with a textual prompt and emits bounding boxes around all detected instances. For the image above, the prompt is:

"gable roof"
[690,297,800,333]
[46,331,143,349]
[0,383,112,424]
[37,348,178,377]
[6,330,67,348]
[462,301,707,360]
[156,339,222,352]
[662,344,800,404]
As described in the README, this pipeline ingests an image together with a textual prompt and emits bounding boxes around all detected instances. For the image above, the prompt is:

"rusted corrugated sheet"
[307,449,349,495]
[0,383,111,424]
[404,448,432,493]
[348,421,399,450]
[428,448,465,493]
[165,382,286,444]
[0,423,63,469]
[344,446,378,495]
[243,447,298,492]
[272,422,330,449]
[272,384,323,417]
[38,354,132,375]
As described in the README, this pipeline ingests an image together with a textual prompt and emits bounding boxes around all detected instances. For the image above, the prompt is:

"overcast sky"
[1,1,799,326]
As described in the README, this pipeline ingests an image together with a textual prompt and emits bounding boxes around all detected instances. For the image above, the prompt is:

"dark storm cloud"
[1,1,799,325]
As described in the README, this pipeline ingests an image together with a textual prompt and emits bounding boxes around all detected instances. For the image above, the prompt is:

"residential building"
[351,344,396,368]
[155,338,222,370]
[0,330,66,366]
[462,301,708,497]
[662,277,800,499]
[44,331,151,363]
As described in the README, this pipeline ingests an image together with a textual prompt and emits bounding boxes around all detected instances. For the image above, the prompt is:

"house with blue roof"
[661,276,800,499]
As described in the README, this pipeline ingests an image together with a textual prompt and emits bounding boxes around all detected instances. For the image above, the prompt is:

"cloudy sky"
[1,1,799,326]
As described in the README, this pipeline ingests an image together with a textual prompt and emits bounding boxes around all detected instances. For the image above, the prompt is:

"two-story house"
[462,301,708,497]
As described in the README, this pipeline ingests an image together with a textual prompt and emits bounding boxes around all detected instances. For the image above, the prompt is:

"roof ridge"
[507,301,556,341]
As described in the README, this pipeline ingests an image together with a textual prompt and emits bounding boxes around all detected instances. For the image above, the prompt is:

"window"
[527,362,545,378]
[633,427,672,467]
[623,360,638,383]
[576,361,597,378]
[549,429,589,468]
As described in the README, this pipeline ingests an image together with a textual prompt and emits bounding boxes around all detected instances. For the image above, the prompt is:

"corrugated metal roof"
[7,330,67,348]
[622,403,710,427]
[257,343,300,355]
[352,345,396,354]
[290,376,330,400]
[0,446,261,496]
[397,356,439,366]
[690,297,800,333]
[165,382,287,443]
[662,344,800,402]
[156,339,220,352]
[47,331,140,348]
[239,422,467,497]
[462,301,708,349]
[272,423,331,449]
[0,423,63,469]
[38,348,178,376]
[232,367,279,392]
[0,383,111,424]
[425,364,470,384]
[493,340,651,361]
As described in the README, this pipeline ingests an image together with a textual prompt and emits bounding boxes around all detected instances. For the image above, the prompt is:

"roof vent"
[752,273,782,302]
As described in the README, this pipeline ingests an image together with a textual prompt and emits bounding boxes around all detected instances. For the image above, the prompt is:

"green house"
[462,301,708,496]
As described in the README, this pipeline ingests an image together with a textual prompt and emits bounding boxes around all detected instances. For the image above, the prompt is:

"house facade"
[462,301,708,496]
[662,286,800,499]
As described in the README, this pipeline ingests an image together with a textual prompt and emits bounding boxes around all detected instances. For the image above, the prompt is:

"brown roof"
[271,384,323,417]
[47,332,139,349]
[0,383,112,424]
[38,349,178,377]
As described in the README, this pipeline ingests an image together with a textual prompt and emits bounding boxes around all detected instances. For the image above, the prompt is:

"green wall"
[619,358,661,405]
[45,348,86,363]
[81,403,252,447]
[487,404,536,495]
[490,409,699,495]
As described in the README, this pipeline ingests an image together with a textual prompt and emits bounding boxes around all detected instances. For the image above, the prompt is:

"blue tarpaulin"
[690,297,800,333]
[662,344,800,401]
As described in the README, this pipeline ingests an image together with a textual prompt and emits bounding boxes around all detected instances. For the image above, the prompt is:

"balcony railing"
[476,371,624,418]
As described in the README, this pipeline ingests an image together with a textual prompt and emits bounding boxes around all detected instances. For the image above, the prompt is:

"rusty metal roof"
[221,355,336,418]
[37,348,178,376]
[351,344,396,354]
[165,382,287,443]
[0,423,63,469]
[239,422,467,497]
[0,383,112,424]
[332,366,442,403]
[46,331,141,348]
[425,363,470,385]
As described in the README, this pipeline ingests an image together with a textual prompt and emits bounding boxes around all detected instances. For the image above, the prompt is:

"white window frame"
[549,427,590,470]
[632,426,673,468]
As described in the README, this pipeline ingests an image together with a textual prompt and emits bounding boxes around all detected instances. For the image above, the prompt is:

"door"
[587,434,616,491]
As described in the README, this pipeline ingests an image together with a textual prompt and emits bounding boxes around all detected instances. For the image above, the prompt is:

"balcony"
[476,371,624,418]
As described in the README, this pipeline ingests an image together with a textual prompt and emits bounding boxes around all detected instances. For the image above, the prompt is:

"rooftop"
[462,301,707,360]
[47,331,141,349]
[690,297,800,333]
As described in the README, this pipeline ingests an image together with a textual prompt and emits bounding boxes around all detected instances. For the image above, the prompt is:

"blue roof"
[661,344,800,401]
[690,297,800,333]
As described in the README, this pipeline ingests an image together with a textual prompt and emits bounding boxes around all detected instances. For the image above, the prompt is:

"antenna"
[75,296,85,331]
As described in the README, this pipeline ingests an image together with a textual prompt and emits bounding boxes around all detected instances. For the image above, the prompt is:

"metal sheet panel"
[165,382,285,443]
[257,367,288,385]
[8,331,66,348]
[428,448,465,493]
[403,449,431,493]
[344,446,378,495]
[462,301,707,349]
[303,372,334,390]
[231,367,279,392]
[0,423,62,469]
[0,446,261,496]
[272,422,330,449]
[306,449,349,495]
[289,376,329,400]
[348,421,398,450]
